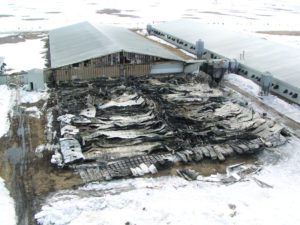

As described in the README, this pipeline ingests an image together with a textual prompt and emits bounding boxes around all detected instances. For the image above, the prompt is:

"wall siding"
[55,64,151,82]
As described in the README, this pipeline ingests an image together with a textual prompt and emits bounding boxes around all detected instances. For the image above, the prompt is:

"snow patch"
[25,106,42,118]
[147,35,178,48]
[0,177,16,225]
[98,93,144,109]
[225,73,260,96]
[0,85,16,137]
[57,114,75,124]
[20,89,48,104]
[260,95,300,123]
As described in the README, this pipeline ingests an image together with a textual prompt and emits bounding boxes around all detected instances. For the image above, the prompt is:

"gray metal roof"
[49,22,184,68]
[152,19,300,88]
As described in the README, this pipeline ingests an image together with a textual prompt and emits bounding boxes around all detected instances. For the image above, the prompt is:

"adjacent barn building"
[47,22,185,83]
[0,57,5,75]
[149,19,300,104]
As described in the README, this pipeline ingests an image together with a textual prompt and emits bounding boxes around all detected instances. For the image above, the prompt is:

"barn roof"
[152,19,300,88]
[49,22,184,68]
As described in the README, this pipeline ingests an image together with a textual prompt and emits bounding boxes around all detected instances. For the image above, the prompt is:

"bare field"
[0,31,47,45]
[96,8,140,18]
[256,31,300,36]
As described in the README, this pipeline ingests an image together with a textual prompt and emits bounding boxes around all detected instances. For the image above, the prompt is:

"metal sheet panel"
[26,69,45,90]
[184,63,201,74]
[150,62,183,74]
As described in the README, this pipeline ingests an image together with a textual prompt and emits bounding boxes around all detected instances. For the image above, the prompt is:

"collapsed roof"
[49,22,184,69]
[50,76,288,182]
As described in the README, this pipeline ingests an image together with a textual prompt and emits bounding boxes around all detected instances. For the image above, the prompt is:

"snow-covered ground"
[0,178,16,225]
[0,85,16,225]
[0,0,300,46]
[35,138,300,225]
[0,85,16,137]
[0,0,300,225]
[225,73,300,123]
[20,88,49,104]
[0,39,46,73]
[0,0,300,32]
[0,87,49,136]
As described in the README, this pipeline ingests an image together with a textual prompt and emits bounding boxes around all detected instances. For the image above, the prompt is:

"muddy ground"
[0,98,82,225]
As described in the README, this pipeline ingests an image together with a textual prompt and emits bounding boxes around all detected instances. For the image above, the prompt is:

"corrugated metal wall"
[55,64,151,81]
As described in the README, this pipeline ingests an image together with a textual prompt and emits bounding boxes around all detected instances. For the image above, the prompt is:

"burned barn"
[47,22,185,83]
[45,22,291,183]
[48,75,289,183]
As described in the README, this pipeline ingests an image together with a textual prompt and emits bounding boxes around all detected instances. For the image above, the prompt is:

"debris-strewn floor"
[35,137,300,225]
[50,75,289,183]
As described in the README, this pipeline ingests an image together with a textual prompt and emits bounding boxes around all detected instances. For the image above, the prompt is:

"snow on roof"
[152,19,300,88]
[49,22,184,68]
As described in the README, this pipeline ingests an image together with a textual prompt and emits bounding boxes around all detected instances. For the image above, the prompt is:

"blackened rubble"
[49,75,289,183]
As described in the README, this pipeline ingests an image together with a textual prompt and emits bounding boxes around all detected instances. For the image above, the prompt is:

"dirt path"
[8,106,32,225]
[0,89,82,225]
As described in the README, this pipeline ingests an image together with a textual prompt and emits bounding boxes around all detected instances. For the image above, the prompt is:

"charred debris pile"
[48,75,289,183]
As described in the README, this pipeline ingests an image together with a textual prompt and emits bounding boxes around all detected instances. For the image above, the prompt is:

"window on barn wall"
[95,58,101,67]
[117,53,120,64]
[108,55,111,66]
[130,53,134,64]
[107,55,111,66]
[72,63,79,68]
[112,54,116,65]
[121,52,130,64]
[94,56,106,67]
[94,58,99,67]
[119,52,123,64]
[84,60,90,67]
[132,53,137,64]
[142,54,146,63]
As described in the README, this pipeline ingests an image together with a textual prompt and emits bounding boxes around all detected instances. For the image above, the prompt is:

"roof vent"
[146,24,153,35]
[195,39,204,59]
[261,71,273,95]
